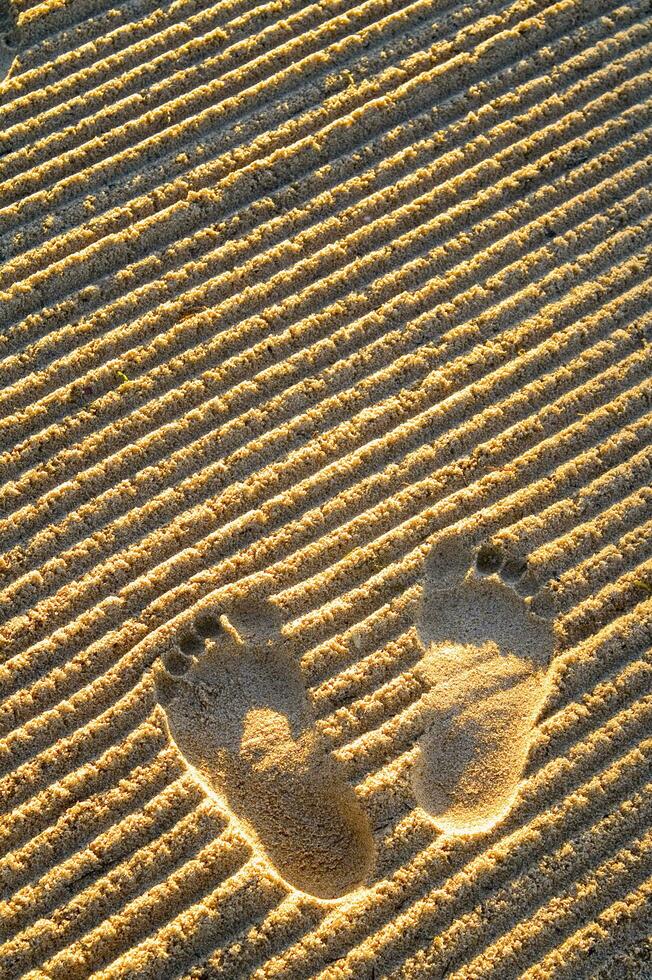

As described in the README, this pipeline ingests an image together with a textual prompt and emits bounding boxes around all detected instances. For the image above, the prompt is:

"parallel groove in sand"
[0,0,650,974]
[2,18,647,402]
[0,7,644,406]
[6,184,652,640]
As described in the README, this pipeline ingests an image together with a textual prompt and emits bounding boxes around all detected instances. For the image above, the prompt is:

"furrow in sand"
[3,187,649,611]
[6,436,651,778]
[13,0,278,75]
[487,473,652,578]
[4,19,649,327]
[0,0,634,346]
[526,625,652,755]
[314,566,652,753]
[562,557,652,646]
[0,779,211,936]
[50,861,284,980]
[152,506,649,719]
[537,515,652,625]
[312,537,652,746]
[0,768,199,901]
[0,0,517,219]
[330,639,652,771]
[0,0,443,184]
[312,623,424,718]
[476,837,652,980]
[5,2,645,302]
[475,477,652,618]
[0,718,173,854]
[394,818,652,978]
[2,200,648,632]
[537,597,652,724]
[288,402,652,689]
[521,879,652,979]
[272,384,652,631]
[353,638,652,840]
[3,306,648,704]
[2,75,650,486]
[0,0,224,102]
[596,936,652,980]
[5,137,646,540]
[17,0,242,57]
[0,0,649,969]
[196,894,325,980]
[2,65,644,422]
[127,732,652,978]
[4,16,647,371]
[2,180,648,596]
[0,0,448,230]
[205,740,648,976]
[328,565,652,782]
[315,726,652,980]
[12,0,157,50]
[1,4,644,384]
[0,253,648,688]
[0,681,160,811]
[3,124,649,441]
[2,381,649,803]
[7,534,646,801]
[460,484,652,617]
[0,0,333,131]
[345,510,652,690]
[0,819,251,976]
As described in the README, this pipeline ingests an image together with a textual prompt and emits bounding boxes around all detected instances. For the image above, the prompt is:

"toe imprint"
[154,595,375,900]
[411,533,557,835]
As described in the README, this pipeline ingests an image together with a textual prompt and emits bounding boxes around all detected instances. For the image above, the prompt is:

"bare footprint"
[0,2,18,82]
[154,595,375,900]
[411,533,556,835]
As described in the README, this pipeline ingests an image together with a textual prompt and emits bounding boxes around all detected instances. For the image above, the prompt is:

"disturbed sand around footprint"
[0,0,650,973]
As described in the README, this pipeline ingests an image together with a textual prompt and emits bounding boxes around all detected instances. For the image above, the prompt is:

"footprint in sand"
[154,595,375,900]
[0,2,18,82]
[411,533,557,835]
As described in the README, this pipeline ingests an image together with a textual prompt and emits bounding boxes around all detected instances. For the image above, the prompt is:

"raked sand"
[0,0,651,975]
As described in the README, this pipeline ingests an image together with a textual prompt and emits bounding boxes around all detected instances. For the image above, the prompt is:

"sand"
[0,0,650,974]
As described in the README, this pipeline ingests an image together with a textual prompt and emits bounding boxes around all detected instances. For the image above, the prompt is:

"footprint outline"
[411,531,558,835]
[154,594,375,901]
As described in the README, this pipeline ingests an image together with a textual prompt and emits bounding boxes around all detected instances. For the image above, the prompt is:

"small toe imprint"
[194,612,221,638]
[178,631,202,656]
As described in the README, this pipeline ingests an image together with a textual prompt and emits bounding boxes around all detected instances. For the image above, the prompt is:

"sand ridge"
[0,0,650,975]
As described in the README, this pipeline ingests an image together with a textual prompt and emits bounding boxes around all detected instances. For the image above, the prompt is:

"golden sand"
[0,0,650,974]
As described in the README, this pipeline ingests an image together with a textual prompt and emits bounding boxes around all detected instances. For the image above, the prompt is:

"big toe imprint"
[411,533,556,835]
[154,596,374,900]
